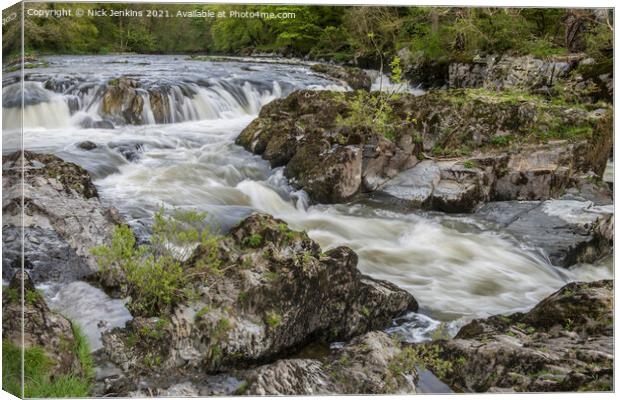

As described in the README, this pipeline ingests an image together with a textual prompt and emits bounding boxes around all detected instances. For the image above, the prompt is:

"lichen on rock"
[411,280,613,392]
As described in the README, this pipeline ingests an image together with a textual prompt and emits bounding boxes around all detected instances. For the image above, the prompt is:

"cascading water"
[2,54,613,350]
[2,81,72,129]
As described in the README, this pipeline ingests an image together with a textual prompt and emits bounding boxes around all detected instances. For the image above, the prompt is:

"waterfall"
[2,82,72,129]
[3,78,291,129]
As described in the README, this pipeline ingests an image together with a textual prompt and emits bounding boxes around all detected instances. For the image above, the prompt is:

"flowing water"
[2,55,613,348]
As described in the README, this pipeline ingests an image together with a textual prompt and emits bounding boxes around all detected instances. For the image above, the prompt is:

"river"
[2,54,613,349]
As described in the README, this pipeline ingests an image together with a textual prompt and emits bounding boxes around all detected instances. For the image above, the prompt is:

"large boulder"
[477,200,613,267]
[237,89,612,211]
[100,77,180,125]
[97,213,417,392]
[2,151,123,283]
[245,331,417,395]
[412,280,613,392]
[101,77,146,125]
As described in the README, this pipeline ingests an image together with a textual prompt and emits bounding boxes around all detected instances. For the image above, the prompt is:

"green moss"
[490,135,513,146]
[237,291,248,304]
[360,306,371,318]
[264,271,279,282]
[2,286,19,303]
[235,381,250,395]
[537,125,593,142]
[463,160,477,169]
[195,306,211,320]
[266,312,282,328]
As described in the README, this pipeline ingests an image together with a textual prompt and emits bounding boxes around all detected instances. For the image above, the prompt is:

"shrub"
[92,207,221,317]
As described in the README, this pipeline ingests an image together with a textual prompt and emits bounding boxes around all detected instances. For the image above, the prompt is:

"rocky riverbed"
[2,53,614,395]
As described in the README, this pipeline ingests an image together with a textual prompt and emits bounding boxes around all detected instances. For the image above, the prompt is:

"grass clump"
[92,207,222,317]
[463,160,477,169]
[2,322,94,398]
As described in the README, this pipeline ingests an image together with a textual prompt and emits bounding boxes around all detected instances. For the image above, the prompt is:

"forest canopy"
[2,3,613,66]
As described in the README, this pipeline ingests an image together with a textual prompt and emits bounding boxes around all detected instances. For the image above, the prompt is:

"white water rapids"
[2,55,613,347]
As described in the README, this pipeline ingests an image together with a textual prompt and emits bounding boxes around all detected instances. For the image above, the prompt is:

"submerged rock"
[413,280,613,392]
[2,151,124,283]
[477,200,613,267]
[245,331,417,395]
[98,213,417,390]
[310,63,371,91]
[78,140,98,150]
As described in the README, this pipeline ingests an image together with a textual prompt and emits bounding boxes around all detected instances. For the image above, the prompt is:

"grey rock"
[99,214,417,382]
[477,200,613,267]
[414,280,613,392]
[246,331,417,395]
[2,151,123,280]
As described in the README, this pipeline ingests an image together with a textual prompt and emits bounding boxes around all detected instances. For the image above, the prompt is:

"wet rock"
[245,331,417,395]
[2,271,84,377]
[79,116,115,130]
[99,213,417,381]
[414,280,613,392]
[2,226,92,283]
[236,90,418,203]
[101,77,147,125]
[108,141,145,162]
[310,63,371,91]
[2,151,124,283]
[477,200,613,267]
[78,140,98,150]
[287,145,363,203]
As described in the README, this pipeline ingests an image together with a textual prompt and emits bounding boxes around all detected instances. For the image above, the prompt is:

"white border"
[0,1,617,400]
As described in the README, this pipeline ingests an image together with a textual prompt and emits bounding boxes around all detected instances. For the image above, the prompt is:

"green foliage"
[431,322,451,341]
[336,91,398,141]
[389,56,403,83]
[463,160,477,169]
[71,322,95,382]
[195,306,211,320]
[244,234,263,248]
[92,208,221,317]
[266,311,282,328]
[538,125,593,142]
[2,323,93,399]
[391,345,453,381]
[2,286,19,303]
[490,135,513,147]
[6,4,610,75]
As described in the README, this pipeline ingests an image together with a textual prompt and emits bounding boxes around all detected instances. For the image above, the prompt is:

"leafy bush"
[92,208,221,317]
[335,57,406,142]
